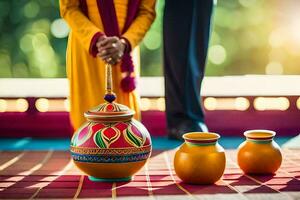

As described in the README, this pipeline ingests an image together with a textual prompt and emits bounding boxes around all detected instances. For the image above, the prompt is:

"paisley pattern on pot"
[124,126,144,147]
[94,126,121,148]
[73,121,151,149]
[71,122,93,146]
[70,64,152,182]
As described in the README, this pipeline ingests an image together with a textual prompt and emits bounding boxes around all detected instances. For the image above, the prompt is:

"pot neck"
[246,138,273,144]
[185,140,218,146]
[183,132,220,147]
[244,130,275,144]
[184,137,219,146]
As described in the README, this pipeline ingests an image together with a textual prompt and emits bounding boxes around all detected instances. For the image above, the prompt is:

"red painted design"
[91,123,105,132]
[102,127,118,141]
[143,137,150,146]
[77,126,89,141]
[130,125,143,139]
[77,124,100,148]
[115,122,128,131]
[106,104,114,111]
[74,121,151,149]
[80,137,98,148]
[109,133,133,148]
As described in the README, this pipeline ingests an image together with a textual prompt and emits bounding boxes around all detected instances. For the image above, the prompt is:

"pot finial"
[104,64,116,103]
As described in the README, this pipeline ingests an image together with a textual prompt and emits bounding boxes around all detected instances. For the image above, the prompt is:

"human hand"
[96,36,126,65]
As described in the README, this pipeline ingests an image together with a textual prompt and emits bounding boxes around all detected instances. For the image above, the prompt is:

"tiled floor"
[0,149,299,199]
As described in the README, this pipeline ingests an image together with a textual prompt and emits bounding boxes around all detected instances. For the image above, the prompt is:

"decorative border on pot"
[71,151,150,163]
[70,145,152,155]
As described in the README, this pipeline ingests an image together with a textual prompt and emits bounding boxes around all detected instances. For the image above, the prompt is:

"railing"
[1,75,300,97]
[1,75,300,112]
[0,75,300,137]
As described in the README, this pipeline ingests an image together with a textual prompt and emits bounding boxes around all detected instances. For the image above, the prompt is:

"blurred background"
[1,0,300,78]
[0,0,300,149]
[1,3,300,199]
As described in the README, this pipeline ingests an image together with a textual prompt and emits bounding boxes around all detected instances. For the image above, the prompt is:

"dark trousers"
[163,0,214,130]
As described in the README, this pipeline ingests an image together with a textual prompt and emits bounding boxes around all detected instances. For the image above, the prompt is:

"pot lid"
[84,64,135,122]
[84,100,135,122]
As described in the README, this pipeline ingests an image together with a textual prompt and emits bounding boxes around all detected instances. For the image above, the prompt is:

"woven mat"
[0,149,299,199]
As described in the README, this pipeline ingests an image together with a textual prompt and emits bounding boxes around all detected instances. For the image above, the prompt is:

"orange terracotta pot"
[174,132,226,185]
[237,130,282,174]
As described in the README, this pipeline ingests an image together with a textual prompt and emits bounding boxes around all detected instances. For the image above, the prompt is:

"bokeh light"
[143,30,161,50]
[265,62,283,75]
[297,98,300,110]
[23,1,40,18]
[64,99,70,112]
[36,98,49,112]
[20,34,34,53]
[234,97,250,111]
[31,19,51,35]
[140,98,151,111]
[0,99,28,112]
[0,99,7,112]
[204,97,217,110]
[208,45,226,65]
[1,1,300,78]
[254,97,289,111]
[204,97,249,111]
[51,19,69,38]
[156,98,165,111]
[16,99,29,112]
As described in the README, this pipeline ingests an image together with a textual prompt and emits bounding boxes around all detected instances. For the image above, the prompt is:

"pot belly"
[74,160,147,179]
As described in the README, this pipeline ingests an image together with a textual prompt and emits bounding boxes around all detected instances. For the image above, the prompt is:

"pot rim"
[84,110,134,122]
[244,129,276,140]
[183,132,220,144]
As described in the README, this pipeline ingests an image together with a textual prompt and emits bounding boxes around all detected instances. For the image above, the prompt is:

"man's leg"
[163,0,214,139]
[184,0,213,128]
[163,0,194,135]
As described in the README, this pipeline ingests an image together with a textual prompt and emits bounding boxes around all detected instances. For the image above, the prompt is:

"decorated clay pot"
[174,132,226,184]
[70,64,152,182]
[237,130,282,174]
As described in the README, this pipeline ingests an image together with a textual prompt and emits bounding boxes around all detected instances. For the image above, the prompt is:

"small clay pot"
[237,129,282,174]
[174,132,226,184]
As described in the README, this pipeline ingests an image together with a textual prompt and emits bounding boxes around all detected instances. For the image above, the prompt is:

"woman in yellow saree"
[59,0,156,130]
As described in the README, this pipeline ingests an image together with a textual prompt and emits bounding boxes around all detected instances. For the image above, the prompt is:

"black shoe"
[168,121,208,141]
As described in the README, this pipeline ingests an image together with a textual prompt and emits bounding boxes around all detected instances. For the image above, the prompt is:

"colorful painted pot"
[237,130,282,174]
[174,132,226,184]
[70,64,152,182]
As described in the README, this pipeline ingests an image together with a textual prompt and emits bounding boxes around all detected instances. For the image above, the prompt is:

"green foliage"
[0,0,65,78]
[0,0,299,78]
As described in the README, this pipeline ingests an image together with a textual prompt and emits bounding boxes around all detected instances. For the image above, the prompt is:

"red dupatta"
[80,0,141,92]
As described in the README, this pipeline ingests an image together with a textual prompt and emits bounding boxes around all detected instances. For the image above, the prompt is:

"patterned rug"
[0,149,299,199]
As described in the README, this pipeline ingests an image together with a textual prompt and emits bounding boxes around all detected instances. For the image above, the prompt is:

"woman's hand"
[96,36,126,65]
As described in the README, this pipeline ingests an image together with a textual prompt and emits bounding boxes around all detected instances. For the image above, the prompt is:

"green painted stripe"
[127,129,141,147]
[95,131,106,148]
[186,141,217,146]
[247,139,272,144]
